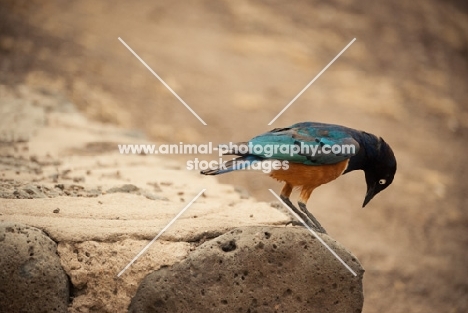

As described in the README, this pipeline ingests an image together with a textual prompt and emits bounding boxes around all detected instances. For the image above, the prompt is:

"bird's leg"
[279,183,315,228]
[298,187,327,234]
[280,196,302,225]
[298,202,327,234]
[278,183,324,232]
[280,183,299,225]
[280,195,316,229]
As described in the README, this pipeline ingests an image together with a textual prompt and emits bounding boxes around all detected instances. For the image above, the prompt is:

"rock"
[14,184,47,199]
[107,184,140,194]
[57,239,191,313]
[129,226,364,313]
[143,191,168,201]
[0,222,70,313]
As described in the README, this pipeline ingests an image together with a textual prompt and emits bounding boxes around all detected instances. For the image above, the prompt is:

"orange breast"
[269,160,349,189]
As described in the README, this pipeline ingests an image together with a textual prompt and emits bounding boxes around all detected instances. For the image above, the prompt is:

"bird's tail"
[201,155,262,175]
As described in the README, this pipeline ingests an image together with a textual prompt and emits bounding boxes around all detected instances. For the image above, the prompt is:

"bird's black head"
[362,137,396,207]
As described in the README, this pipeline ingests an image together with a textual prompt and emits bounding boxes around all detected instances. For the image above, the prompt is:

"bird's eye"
[379,179,386,185]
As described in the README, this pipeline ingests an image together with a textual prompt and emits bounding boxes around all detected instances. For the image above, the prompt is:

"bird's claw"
[312,222,326,233]
[285,220,303,227]
[284,220,327,233]
[298,202,328,234]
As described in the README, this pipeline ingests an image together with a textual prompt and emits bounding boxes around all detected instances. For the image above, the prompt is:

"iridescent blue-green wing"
[248,122,360,165]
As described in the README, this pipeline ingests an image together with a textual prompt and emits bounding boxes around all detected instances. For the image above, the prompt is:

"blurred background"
[1,0,467,312]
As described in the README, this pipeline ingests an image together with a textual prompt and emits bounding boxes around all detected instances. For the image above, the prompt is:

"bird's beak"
[362,184,376,208]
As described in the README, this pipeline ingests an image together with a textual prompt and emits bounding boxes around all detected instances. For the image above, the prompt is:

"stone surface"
[0,222,69,313]
[57,239,191,313]
[129,226,364,313]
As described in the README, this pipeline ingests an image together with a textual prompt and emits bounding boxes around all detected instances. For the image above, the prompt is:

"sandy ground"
[1,0,468,312]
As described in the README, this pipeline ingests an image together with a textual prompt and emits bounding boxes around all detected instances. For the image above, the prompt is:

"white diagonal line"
[269,189,357,276]
[268,38,356,125]
[117,189,206,277]
[118,37,207,126]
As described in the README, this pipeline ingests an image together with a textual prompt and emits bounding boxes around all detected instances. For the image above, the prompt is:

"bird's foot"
[298,202,327,234]
[285,220,303,227]
[280,196,318,230]
[285,219,326,234]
